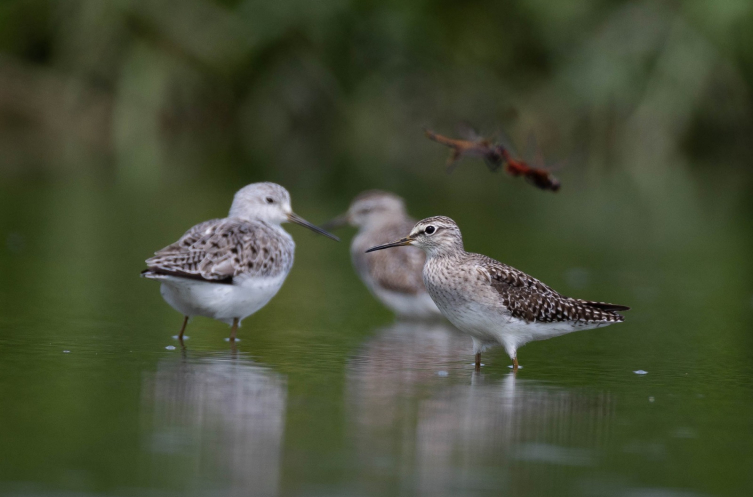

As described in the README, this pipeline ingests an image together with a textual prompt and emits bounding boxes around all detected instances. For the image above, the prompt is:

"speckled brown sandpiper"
[367,216,629,370]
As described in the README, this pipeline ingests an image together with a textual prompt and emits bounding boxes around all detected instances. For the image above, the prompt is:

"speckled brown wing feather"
[363,220,426,295]
[473,255,629,324]
[144,219,294,284]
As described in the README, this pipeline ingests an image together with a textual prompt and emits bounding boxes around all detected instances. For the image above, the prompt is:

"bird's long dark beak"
[365,237,413,253]
[287,213,340,241]
[320,213,350,231]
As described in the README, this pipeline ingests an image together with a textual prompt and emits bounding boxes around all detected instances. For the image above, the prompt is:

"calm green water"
[1,178,752,497]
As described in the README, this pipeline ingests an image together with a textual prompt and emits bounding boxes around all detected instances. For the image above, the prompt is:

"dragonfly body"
[425,129,561,192]
[499,148,561,192]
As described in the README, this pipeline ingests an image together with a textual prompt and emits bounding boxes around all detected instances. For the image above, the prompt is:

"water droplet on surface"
[165,345,176,351]
[437,371,449,377]
[634,370,648,375]
[63,350,70,354]
[649,396,655,402]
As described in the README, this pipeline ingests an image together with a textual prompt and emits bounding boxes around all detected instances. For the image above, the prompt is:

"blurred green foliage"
[0,0,750,193]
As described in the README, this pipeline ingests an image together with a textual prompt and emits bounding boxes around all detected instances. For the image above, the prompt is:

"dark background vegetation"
[0,0,751,194]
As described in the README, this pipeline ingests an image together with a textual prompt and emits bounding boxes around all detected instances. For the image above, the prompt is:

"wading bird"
[367,216,628,370]
[142,182,338,341]
[324,191,441,319]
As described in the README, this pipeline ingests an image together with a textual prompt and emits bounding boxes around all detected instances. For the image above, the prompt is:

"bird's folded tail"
[582,300,630,312]
[140,267,233,284]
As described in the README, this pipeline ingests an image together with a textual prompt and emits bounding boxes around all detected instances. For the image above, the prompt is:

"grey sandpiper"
[324,190,441,319]
[366,216,629,370]
[142,182,338,341]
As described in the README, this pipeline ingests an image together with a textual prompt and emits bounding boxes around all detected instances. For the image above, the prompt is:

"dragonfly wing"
[483,155,504,172]
[446,150,462,174]
[524,132,549,170]
[496,128,519,159]
[456,121,483,141]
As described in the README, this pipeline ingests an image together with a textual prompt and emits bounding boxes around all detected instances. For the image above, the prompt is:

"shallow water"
[1,180,752,497]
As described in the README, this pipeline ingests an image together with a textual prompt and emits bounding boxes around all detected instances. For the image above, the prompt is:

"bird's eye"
[266,197,275,204]
[425,226,436,235]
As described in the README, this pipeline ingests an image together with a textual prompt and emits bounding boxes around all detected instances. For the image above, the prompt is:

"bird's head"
[229,182,338,240]
[323,190,408,231]
[366,216,463,257]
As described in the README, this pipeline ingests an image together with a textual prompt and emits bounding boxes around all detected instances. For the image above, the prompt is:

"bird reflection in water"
[141,351,286,497]
[346,321,615,496]
[347,320,470,410]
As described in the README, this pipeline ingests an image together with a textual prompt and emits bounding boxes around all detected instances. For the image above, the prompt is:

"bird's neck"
[424,243,465,260]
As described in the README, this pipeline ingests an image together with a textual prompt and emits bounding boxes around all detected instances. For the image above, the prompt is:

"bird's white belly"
[159,273,288,325]
[445,303,611,357]
[441,298,610,357]
[440,300,508,342]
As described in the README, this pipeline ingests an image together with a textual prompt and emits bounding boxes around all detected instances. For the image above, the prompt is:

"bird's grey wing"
[152,219,223,256]
[474,255,626,323]
[365,219,426,295]
[145,220,291,283]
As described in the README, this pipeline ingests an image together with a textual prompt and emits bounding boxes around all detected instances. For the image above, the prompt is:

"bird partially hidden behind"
[366,216,629,370]
[142,182,338,341]
[323,191,442,320]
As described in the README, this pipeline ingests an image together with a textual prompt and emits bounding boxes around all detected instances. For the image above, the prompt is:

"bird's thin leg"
[178,316,189,340]
[475,352,481,371]
[229,318,239,342]
[512,356,519,371]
